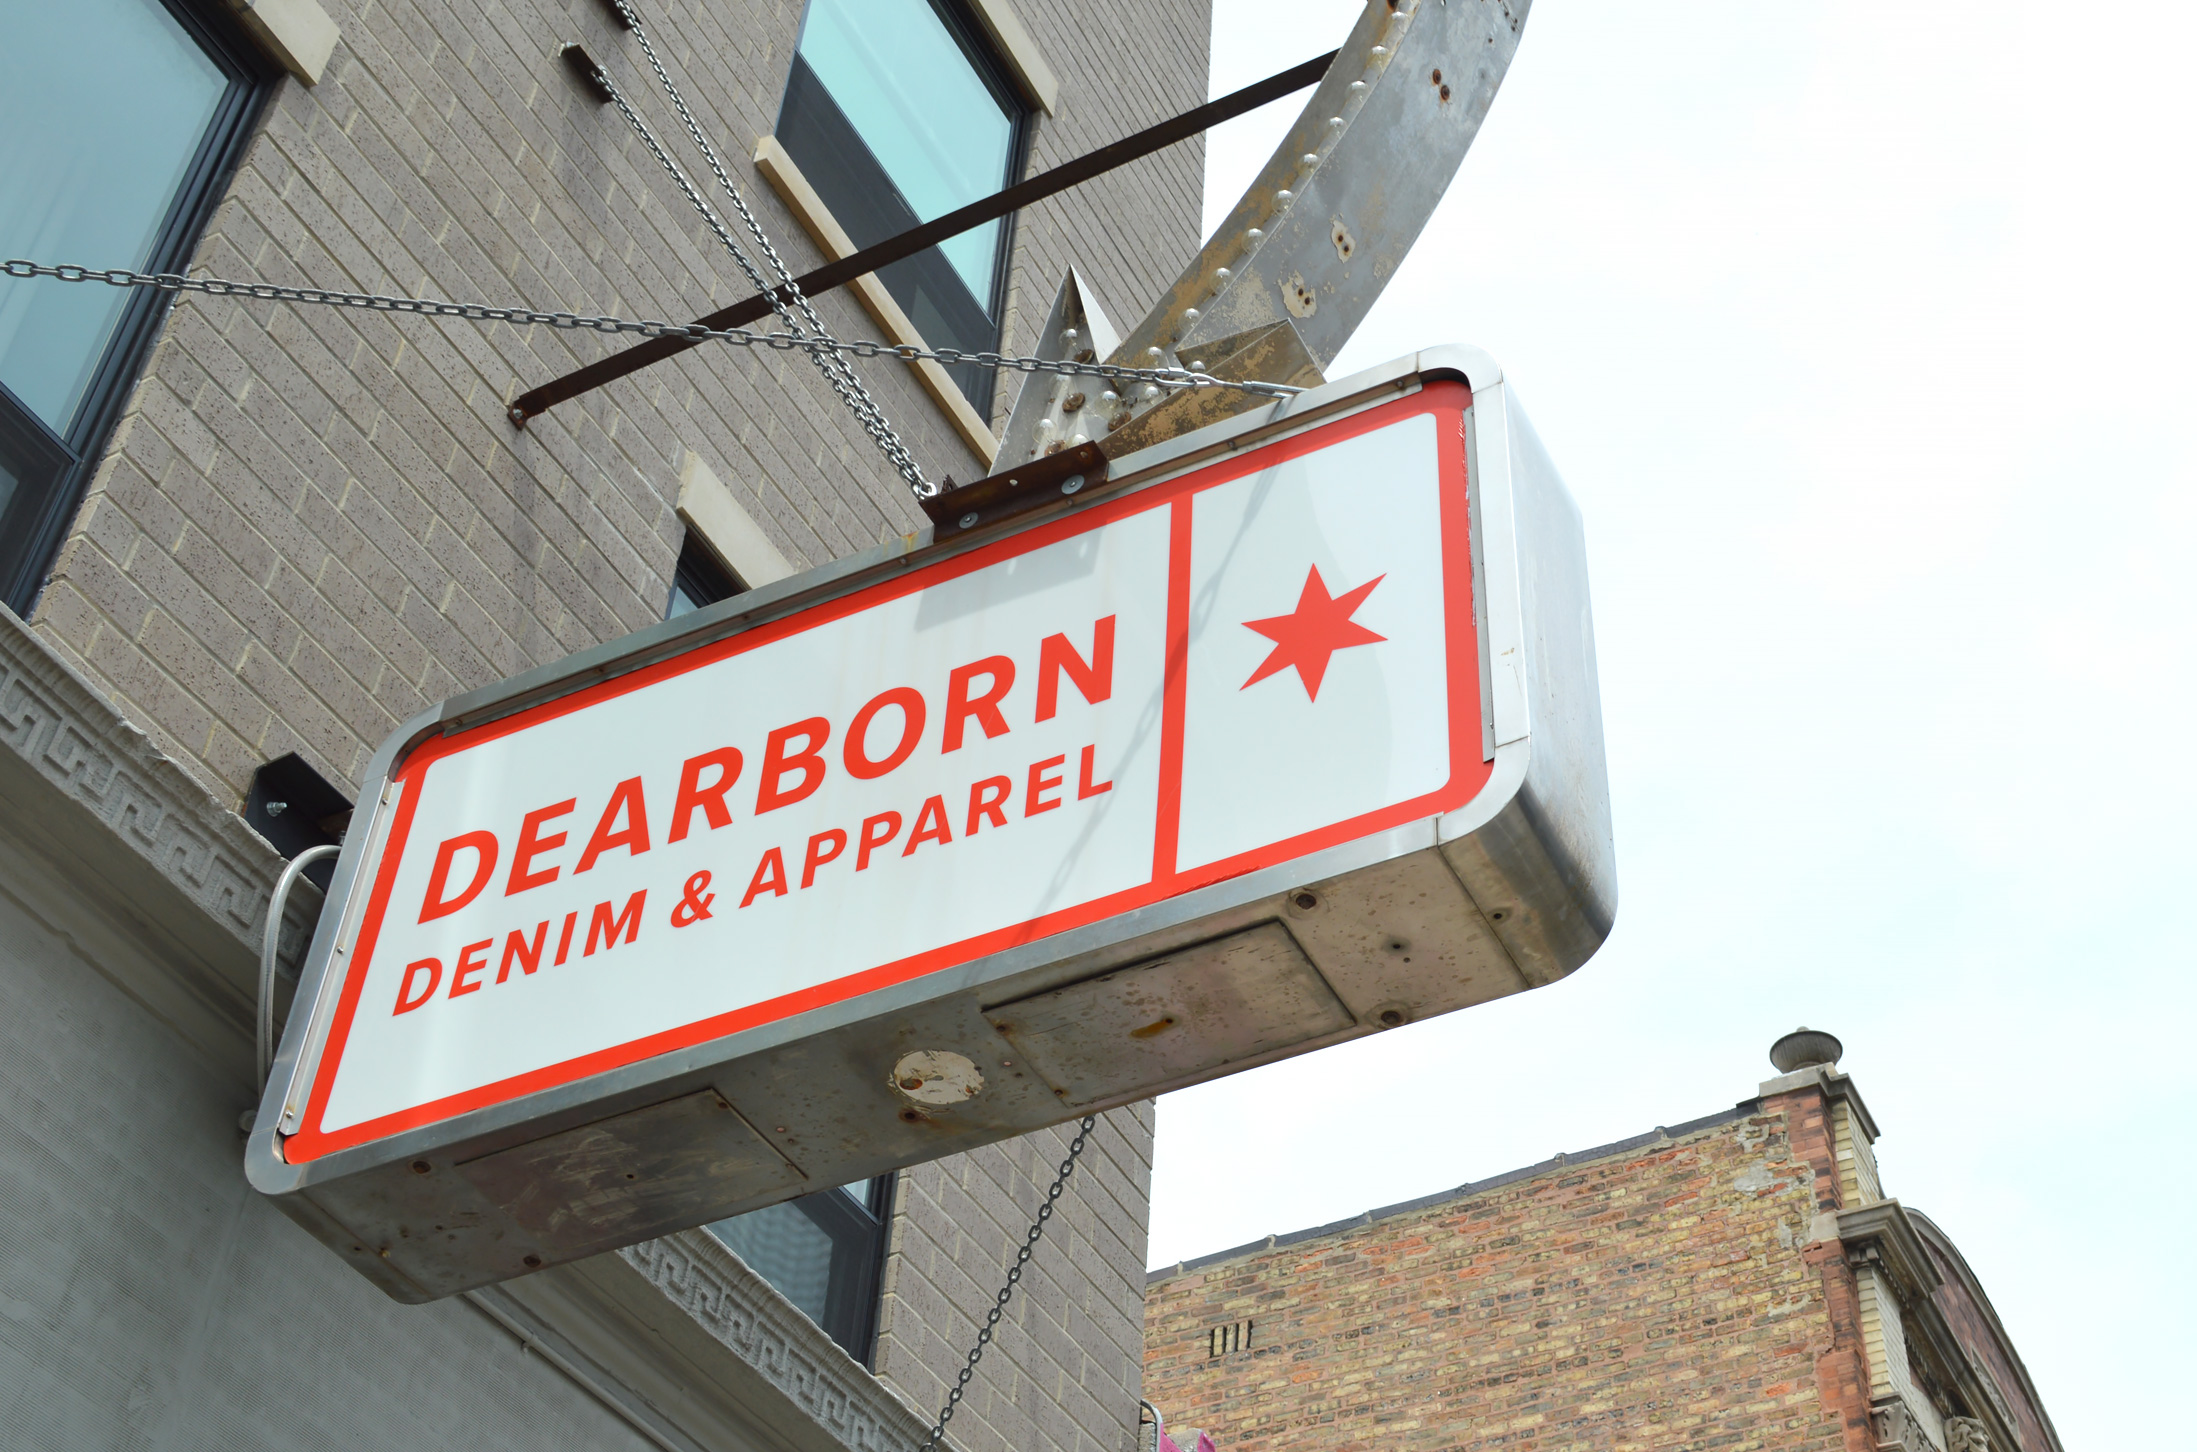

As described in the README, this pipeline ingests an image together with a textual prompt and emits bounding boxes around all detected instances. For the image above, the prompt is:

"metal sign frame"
[246,345,1613,1301]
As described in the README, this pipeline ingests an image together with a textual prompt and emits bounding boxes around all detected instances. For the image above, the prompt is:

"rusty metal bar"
[508,49,1339,425]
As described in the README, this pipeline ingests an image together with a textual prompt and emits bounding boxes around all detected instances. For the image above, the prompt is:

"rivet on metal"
[1060,475,1085,495]
[959,512,980,529]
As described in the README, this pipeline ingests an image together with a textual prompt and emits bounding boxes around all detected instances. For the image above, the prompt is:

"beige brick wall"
[1144,1103,1860,1452]
[29,0,1209,809]
[17,0,1203,1446]
[882,1102,1157,1452]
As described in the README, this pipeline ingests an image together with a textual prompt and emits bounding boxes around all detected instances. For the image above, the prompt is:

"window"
[664,531,744,618]
[776,0,1027,415]
[707,1176,894,1362]
[0,0,271,614]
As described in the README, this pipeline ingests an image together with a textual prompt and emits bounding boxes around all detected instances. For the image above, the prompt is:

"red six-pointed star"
[1240,564,1387,702]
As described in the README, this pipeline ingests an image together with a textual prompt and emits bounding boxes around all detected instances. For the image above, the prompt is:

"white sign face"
[287,385,1491,1162]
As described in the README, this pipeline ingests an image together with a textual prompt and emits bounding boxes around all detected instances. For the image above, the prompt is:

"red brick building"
[1143,1037,2058,1452]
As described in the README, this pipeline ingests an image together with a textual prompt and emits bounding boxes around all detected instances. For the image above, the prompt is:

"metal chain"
[918,1115,1099,1452]
[0,261,1298,399]
[591,9,932,495]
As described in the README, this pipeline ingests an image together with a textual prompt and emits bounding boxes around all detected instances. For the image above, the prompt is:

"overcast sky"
[1143,3,2196,1442]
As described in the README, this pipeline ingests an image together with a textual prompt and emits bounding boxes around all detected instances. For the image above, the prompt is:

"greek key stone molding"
[0,606,321,980]
[622,1230,937,1452]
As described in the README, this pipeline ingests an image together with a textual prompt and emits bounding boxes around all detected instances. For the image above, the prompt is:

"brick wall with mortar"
[882,1102,1157,1452]
[10,1,1203,1449]
[26,0,1210,808]
[1143,1100,1870,1452]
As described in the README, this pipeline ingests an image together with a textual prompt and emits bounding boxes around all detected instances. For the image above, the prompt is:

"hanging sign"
[248,348,1614,1303]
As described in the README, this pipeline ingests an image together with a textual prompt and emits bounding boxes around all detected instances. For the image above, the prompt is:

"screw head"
[1060,475,1085,495]
[959,512,979,529]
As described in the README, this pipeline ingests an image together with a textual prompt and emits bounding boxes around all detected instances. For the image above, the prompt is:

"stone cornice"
[1838,1200,2051,1452]
[0,606,322,1066]
[2,606,911,1452]
[622,1231,939,1452]
[475,1227,942,1452]
[1837,1199,1943,1304]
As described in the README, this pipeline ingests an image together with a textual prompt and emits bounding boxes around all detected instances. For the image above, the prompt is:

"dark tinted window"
[665,532,743,619]
[0,0,269,612]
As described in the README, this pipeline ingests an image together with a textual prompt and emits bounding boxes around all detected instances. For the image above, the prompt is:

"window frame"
[0,0,276,616]
[774,0,1032,416]
[664,530,745,618]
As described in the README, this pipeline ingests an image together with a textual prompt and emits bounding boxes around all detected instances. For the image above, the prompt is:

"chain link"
[0,260,1298,400]
[918,1115,1100,1452]
[596,3,932,495]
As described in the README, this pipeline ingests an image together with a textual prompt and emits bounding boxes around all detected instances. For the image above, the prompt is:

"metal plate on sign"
[985,923,1353,1108]
[456,1088,802,1255]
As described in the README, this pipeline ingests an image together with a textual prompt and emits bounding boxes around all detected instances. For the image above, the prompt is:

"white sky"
[1145,3,2197,1442]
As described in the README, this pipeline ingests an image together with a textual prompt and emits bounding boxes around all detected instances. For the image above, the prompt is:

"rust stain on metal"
[1282,270,1317,319]
[1331,220,1356,262]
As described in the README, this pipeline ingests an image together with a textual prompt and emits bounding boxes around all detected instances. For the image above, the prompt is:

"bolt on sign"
[248,347,1615,1301]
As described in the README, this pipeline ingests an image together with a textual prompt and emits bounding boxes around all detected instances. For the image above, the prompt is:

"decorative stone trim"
[965,0,1060,114]
[621,1229,938,1452]
[223,0,340,84]
[1946,1416,1991,1452]
[0,606,322,987]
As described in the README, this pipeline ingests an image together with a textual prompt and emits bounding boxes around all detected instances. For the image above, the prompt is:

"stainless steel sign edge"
[245,346,1614,1302]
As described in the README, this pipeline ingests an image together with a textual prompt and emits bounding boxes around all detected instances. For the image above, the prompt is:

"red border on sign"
[284,383,1488,1162]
